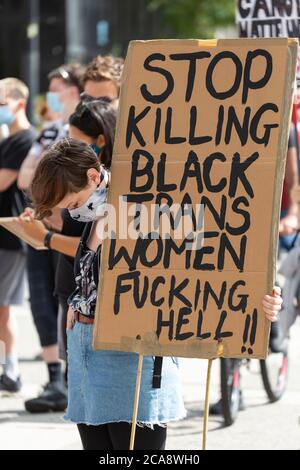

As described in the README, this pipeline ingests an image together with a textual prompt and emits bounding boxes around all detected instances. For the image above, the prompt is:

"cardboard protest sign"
[0,217,48,250]
[93,38,297,359]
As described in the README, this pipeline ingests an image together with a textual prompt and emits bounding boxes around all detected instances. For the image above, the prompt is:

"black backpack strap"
[152,356,163,388]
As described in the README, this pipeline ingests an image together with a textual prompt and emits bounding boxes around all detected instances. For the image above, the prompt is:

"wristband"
[44,230,54,249]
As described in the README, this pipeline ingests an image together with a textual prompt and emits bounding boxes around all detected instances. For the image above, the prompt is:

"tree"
[146,0,235,38]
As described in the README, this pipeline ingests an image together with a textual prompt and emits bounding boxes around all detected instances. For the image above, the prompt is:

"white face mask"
[69,187,107,222]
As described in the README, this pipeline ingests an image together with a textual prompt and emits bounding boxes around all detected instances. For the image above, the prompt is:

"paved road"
[0,301,299,450]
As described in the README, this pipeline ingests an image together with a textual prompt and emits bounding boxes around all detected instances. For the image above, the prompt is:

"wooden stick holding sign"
[129,352,144,450]
[202,343,222,450]
[202,359,213,450]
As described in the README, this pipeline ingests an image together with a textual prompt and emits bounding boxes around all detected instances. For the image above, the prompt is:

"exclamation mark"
[248,308,258,355]
[241,314,251,353]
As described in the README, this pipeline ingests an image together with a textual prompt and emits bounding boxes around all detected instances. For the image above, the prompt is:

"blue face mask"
[0,105,15,126]
[46,92,64,113]
[91,143,102,156]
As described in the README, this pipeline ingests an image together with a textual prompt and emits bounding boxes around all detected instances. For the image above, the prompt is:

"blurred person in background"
[39,104,60,128]
[210,124,299,416]
[18,55,124,376]
[50,55,124,363]
[52,55,124,361]
[278,124,299,253]
[20,97,115,366]
[18,63,85,190]
[0,124,9,141]
[0,78,37,393]
[17,64,85,413]
[83,55,123,103]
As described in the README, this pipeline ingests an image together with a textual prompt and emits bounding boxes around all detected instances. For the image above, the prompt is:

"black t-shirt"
[55,209,86,298]
[0,127,37,251]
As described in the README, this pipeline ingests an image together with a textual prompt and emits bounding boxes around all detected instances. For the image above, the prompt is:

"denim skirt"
[64,321,187,427]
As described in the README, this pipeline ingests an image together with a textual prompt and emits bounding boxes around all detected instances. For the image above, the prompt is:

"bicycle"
[219,324,289,426]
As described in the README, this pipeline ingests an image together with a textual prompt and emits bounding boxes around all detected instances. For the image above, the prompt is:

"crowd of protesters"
[0,52,290,450]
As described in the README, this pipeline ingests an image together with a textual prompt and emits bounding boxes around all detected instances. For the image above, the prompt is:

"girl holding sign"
[27,135,282,450]
[29,137,186,450]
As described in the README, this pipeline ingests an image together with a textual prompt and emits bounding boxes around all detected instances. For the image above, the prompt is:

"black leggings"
[77,422,167,450]
[27,247,59,347]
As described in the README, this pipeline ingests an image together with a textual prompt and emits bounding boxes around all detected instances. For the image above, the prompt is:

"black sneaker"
[269,336,288,354]
[209,392,246,416]
[0,374,22,393]
[24,381,67,413]
[209,398,223,415]
[269,321,288,353]
[238,391,246,411]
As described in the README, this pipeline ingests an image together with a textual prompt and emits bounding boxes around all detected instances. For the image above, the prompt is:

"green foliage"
[147,0,235,38]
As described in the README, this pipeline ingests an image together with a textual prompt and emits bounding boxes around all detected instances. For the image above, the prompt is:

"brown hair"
[48,63,86,93]
[30,138,100,219]
[83,55,124,91]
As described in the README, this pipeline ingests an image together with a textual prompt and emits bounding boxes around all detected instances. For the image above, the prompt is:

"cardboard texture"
[0,217,48,250]
[93,38,298,359]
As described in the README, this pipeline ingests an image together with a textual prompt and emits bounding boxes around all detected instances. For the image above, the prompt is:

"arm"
[0,169,18,192]
[18,212,80,258]
[49,233,80,258]
[291,184,300,207]
[17,149,40,190]
[66,307,76,330]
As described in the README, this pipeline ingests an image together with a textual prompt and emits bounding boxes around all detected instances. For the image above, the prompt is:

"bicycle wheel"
[220,358,241,426]
[260,349,288,402]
